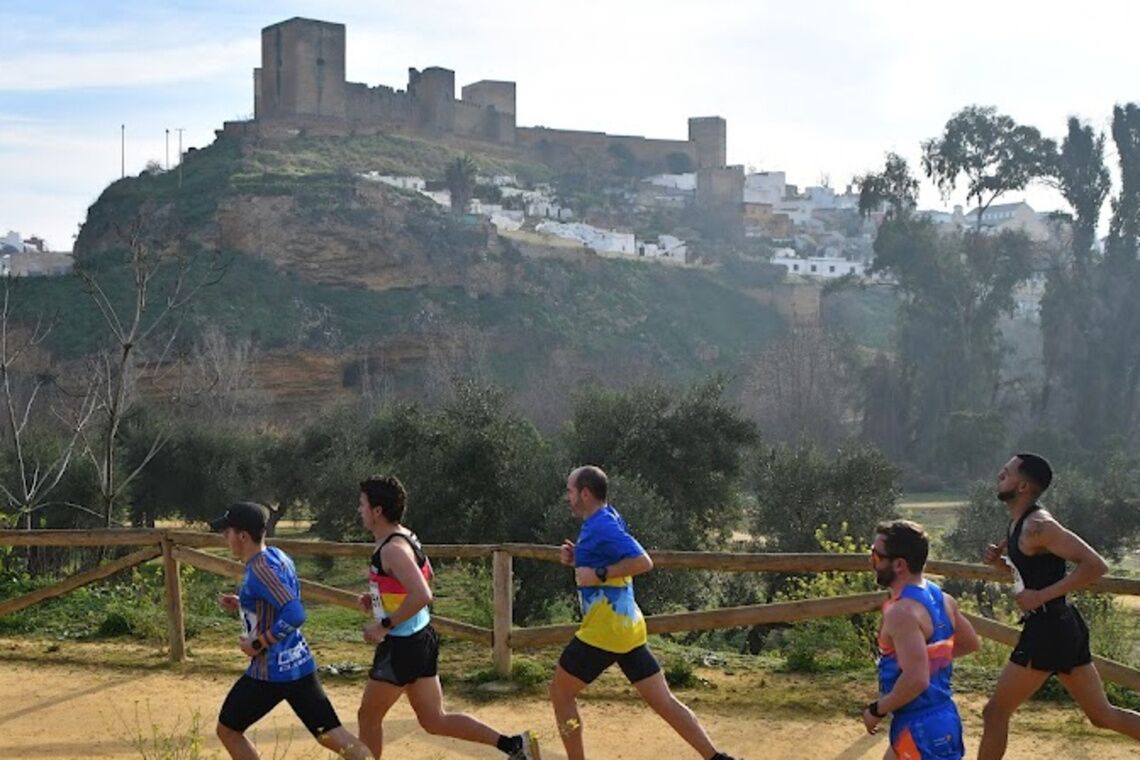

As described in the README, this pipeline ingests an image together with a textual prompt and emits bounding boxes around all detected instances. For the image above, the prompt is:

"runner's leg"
[631,671,718,759]
[550,664,590,760]
[977,662,1051,760]
[1056,664,1140,741]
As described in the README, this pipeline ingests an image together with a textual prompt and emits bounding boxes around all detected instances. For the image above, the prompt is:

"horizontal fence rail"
[2,530,1140,689]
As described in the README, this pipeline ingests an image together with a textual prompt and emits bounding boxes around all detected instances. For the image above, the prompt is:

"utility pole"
[120,124,125,179]
[175,128,186,188]
[165,128,170,171]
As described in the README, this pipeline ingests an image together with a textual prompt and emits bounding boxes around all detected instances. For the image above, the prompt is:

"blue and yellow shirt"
[574,505,648,654]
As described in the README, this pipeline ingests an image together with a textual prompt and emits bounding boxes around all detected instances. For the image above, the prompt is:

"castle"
[220,17,735,180]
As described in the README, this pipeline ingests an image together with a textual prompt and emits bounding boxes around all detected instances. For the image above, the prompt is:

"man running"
[548,465,739,760]
[977,453,1140,758]
[212,501,370,760]
[354,474,540,759]
[863,520,979,759]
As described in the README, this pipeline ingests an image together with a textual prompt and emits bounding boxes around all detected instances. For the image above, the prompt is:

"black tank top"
[1008,504,1066,593]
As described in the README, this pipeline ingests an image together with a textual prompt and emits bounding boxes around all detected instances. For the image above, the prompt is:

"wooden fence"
[2,529,1140,691]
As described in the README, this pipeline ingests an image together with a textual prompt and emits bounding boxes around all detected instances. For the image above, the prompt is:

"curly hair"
[360,475,408,523]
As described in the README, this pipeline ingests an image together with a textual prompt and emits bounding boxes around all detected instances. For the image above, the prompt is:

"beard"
[997,488,1017,502]
[875,565,896,587]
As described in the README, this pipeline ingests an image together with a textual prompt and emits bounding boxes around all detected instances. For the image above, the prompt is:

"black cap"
[209,502,271,536]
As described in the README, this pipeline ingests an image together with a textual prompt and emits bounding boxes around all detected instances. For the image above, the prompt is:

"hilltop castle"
[220,17,734,180]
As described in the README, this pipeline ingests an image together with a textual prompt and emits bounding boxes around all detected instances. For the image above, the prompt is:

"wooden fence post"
[161,536,186,663]
[492,549,513,678]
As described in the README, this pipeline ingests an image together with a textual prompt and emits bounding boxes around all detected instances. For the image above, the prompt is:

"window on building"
[810,265,817,273]
[850,266,856,273]
[829,266,835,273]
[792,264,799,271]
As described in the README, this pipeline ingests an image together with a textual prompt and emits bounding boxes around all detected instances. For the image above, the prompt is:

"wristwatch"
[866,700,885,718]
[381,617,394,629]
[595,566,608,583]
[251,637,264,653]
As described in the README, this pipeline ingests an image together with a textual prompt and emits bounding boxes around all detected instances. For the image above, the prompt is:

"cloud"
[0,39,257,91]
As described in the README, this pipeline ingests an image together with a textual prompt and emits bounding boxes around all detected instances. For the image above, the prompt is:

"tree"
[0,278,97,529]
[564,376,758,549]
[1039,104,1140,449]
[921,106,1055,228]
[856,152,919,220]
[76,205,225,525]
[363,380,560,545]
[1051,118,1111,269]
[445,155,477,216]
[868,215,1032,464]
[739,327,858,449]
[750,442,899,553]
[1038,118,1110,425]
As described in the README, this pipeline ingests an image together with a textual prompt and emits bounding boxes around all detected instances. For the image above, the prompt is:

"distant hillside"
[31,133,797,408]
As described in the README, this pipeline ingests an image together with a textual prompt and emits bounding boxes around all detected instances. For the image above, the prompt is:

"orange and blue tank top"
[368,531,433,637]
[877,580,955,716]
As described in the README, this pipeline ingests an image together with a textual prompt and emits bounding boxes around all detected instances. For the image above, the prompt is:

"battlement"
[239,17,728,175]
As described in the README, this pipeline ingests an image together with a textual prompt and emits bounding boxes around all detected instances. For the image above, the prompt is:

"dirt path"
[0,661,1133,759]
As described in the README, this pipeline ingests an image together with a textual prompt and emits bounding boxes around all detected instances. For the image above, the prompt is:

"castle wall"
[688,117,727,169]
[516,127,697,173]
[260,18,347,120]
[408,67,455,133]
[461,80,516,115]
[345,83,414,130]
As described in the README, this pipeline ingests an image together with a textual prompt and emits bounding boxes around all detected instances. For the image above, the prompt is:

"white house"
[644,173,697,191]
[536,222,635,255]
[527,200,573,220]
[420,189,452,209]
[489,210,525,232]
[772,253,865,279]
[744,172,786,205]
[1,231,22,253]
[359,173,427,192]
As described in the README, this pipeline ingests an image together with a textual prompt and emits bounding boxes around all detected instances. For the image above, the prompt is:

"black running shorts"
[558,636,661,685]
[369,624,440,686]
[1010,603,1092,674]
[218,672,341,737]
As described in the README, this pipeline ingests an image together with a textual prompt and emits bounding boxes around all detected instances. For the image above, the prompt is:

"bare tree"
[77,206,225,526]
[0,278,98,529]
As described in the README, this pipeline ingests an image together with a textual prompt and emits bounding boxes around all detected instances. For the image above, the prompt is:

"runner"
[355,474,540,759]
[211,501,371,760]
[862,519,979,759]
[977,453,1140,758]
[548,465,739,760]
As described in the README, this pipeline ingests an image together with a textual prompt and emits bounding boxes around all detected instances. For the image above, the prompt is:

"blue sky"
[3,0,1140,250]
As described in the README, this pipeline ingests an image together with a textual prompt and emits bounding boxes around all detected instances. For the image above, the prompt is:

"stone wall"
[259,18,346,120]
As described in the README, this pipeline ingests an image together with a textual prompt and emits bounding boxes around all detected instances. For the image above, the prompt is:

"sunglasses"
[870,547,898,563]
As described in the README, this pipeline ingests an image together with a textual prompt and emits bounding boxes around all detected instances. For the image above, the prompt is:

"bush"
[664,658,698,688]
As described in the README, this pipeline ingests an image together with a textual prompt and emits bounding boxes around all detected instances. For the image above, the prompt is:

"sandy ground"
[0,662,1136,760]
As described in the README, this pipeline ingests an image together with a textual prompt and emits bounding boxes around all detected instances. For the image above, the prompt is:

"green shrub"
[664,658,698,688]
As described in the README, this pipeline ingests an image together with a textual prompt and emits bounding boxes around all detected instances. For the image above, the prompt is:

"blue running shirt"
[239,546,316,682]
[573,505,648,653]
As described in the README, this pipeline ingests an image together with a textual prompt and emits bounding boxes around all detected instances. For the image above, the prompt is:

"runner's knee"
[216,722,240,742]
[982,698,1013,723]
[415,710,447,734]
[1085,705,1116,729]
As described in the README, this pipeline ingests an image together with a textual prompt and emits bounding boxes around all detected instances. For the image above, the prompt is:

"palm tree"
[445,155,477,216]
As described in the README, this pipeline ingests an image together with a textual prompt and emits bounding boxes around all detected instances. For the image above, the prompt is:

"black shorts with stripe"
[218,672,341,737]
[369,624,440,686]
[1010,603,1092,674]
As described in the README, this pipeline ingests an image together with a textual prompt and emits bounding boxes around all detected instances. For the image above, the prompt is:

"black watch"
[251,637,264,652]
[866,700,885,718]
[595,566,608,583]
[381,617,394,629]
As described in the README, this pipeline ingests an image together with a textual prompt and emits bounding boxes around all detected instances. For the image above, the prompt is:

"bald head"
[569,465,608,503]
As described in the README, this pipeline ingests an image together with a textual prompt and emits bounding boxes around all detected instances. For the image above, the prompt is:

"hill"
[27,132,797,411]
